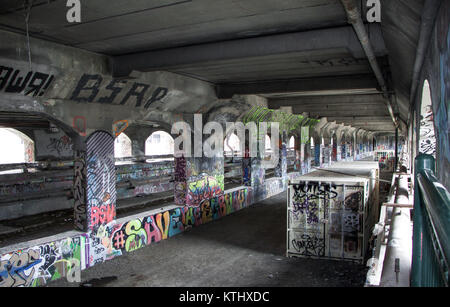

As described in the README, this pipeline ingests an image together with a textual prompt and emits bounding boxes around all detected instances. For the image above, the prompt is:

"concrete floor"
[49,193,367,287]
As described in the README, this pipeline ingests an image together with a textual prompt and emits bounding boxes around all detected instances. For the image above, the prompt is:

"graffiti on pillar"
[242,157,251,186]
[0,65,54,97]
[294,150,301,171]
[86,131,116,231]
[174,156,187,205]
[332,139,338,162]
[314,146,320,167]
[322,144,330,167]
[274,143,287,178]
[73,150,87,231]
[341,142,346,160]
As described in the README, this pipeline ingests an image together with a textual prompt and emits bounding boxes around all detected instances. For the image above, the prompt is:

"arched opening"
[146,131,174,156]
[115,133,132,158]
[0,128,34,165]
[265,134,272,159]
[288,136,295,149]
[419,80,436,157]
[224,133,241,157]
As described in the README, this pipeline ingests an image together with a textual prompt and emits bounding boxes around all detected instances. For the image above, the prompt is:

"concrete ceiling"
[0,0,426,134]
[0,0,348,54]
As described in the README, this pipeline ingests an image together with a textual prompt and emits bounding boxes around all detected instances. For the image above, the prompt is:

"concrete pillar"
[274,131,287,178]
[174,155,188,205]
[341,135,346,161]
[251,125,266,203]
[131,138,146,158]
[332,133,338,163]
[73,131,117,233]
[322,137,331,167]
[300,126,310,174]
[293,134,301,172]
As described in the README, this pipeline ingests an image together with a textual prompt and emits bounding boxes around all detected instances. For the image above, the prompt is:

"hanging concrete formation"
[0,0,448,289]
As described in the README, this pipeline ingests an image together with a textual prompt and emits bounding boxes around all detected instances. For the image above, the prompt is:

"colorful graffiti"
[174,156,187,205]
[0,186,253,287]
[186,175,224,207]
[242,106,319,132]
[0,236,86,287]
[86,131,116,231]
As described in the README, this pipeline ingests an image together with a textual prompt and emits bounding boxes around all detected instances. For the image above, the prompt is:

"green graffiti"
[243,106,319,132]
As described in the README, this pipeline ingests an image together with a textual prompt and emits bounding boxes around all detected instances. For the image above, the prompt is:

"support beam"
[269,93,386,108]
[112,25,387,77]
[216,74,379,99]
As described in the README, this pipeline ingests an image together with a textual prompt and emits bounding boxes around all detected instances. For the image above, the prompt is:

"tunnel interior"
[0,0,448,288]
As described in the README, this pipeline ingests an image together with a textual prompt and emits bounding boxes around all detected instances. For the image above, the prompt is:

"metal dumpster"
[288,169,371,263]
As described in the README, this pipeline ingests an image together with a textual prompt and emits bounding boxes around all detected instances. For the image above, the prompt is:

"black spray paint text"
[71,74,168,109]
[0,66,54,97]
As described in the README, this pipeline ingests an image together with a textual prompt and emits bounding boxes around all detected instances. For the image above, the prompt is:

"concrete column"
[130,138,145,158]
[299,126,310,174]
[322,137,331,167]
[332,134,338,163]
[73,131,117,233]
[293,134,301,172]
[250,125,267,203]
[174,155,188,205]
[313,136,321,168]
[274,131,287,178]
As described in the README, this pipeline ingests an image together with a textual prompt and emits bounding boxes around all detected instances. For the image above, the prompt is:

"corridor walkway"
[50,193,367,287]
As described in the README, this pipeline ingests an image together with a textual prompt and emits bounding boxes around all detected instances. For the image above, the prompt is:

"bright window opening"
[0,128,34,164]
[419,80,436,157]
[224,133,241,156]
[146,131,174,156]
[115,133,132,158]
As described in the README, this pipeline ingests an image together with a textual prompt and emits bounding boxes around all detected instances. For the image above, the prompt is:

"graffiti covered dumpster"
[287,169,372,263]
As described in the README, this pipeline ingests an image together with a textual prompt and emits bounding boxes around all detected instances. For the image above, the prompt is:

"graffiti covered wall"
[0,186,252,287]
[417,1,450,190]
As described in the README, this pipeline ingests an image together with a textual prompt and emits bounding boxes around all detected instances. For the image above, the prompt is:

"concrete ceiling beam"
[216,74,379,99]
[112,24,387,77]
